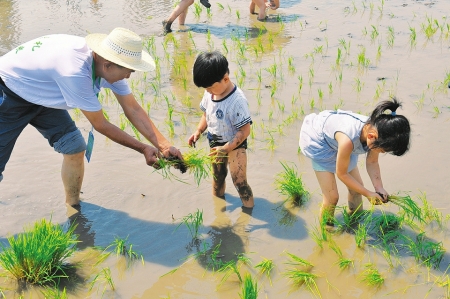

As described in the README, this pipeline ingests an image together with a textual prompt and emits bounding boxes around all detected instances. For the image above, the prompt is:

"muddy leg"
[229,148,254,208]
[212,151,228,199]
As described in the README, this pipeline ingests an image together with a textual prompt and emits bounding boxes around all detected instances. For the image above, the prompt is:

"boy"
[188,51,254,209]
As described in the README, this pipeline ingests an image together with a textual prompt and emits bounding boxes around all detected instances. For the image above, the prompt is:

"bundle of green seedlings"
[103,235,144,265]
[387,194,424,224]
[282,252,321,298]
[274,161,309,205]
[174,209,204,240]
[154,148,213,186]
[0,218,77,285]
[239,274,259,299]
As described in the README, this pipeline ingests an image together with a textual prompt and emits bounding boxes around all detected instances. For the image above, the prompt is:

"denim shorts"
[0,78,86,177]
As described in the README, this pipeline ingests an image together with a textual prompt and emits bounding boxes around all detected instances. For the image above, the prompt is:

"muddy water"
[1,0,450,298]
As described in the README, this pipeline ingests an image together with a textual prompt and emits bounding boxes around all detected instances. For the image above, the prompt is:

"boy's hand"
[209,146,228,163]
[188,130,202,147]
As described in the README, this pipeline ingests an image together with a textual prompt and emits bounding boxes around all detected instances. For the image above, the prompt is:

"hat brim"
[85,33,155,72]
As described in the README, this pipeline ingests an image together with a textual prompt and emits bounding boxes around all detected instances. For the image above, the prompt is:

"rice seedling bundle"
[274,161,309,204]
[0,218,77,285]
[359,263,384,288]
[255,258,275,285]
[239,274,259,299]
[388,194,424,223]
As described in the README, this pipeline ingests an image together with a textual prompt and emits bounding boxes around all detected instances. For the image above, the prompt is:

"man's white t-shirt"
[0,34,131,111]
[200,85,252,144]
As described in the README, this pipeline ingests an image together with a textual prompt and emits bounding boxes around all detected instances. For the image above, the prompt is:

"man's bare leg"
[62,151,84,206]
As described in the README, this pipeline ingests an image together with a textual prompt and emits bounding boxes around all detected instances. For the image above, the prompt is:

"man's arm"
[114,92,182,159]
[81,108,160,167]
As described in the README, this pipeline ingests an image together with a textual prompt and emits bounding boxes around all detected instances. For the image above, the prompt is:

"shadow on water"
[182,13,302,38]
[63,195,308,268]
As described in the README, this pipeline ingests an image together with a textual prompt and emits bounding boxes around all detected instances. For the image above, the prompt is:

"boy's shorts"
[0,77,86,177]
[209,139,248,150]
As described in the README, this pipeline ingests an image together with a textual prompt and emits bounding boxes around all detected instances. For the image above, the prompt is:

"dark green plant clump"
[0,218,77,285]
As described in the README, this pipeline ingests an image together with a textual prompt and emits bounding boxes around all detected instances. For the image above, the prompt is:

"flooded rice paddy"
[1,0,450,298]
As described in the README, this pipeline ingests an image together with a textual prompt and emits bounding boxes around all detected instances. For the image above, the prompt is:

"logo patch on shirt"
[216,109,224,119]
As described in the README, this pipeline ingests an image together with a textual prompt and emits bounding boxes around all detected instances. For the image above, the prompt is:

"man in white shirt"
[0,27,182,207]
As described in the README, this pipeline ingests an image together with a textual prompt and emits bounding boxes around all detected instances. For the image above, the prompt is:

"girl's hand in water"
[367,191,385,205]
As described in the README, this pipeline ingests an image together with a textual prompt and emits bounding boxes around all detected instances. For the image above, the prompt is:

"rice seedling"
[217,2,224,10]
[104,236,144,263]
[387,26,395,48]
[376,44,382,61]
[288,56,295,73]
[355,222,369,248]
[372,213,403,238]
[417,191,447,228]
[236,9,241,19]
[337,205,368,231]
[422,16,439,40]
[360,263,384,288]
[433,106,441,118]
[217,253,251,286]
[255,258,275,285]
[404,232,445,269]
[370,25,379,42]
[353,78,364,93]
[265,130,277,151]
[388,194,424,223]
[357,47,370,69]
[193,3,202,19]
[89,267,115,294]
[409,26,417,48]
[297,75,303,94]
[328,239,353,270]
[284,252,314,268]
[0,218,77,285]
[41,287,68,298]
[239,274,259,299]
[274,161,309,205]
[283,269,321,298]
[333,98,344,110]
[175,209,204,240]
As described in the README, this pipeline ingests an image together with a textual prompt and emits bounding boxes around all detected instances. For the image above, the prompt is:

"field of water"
[1,0,450,298]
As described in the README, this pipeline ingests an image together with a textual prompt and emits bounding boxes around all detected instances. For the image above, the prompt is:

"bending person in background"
[0,27,182,207]
[299,98,411,228]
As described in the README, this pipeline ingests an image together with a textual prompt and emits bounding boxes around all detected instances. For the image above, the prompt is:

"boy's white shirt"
[200,85,252,143]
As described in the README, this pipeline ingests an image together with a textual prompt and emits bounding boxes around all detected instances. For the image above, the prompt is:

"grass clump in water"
[239,274,259,299]
[0,218,77,285]
[175,209,204,240]
[359,263,384,288]
[274,161,309,205]
[255,257,275,285]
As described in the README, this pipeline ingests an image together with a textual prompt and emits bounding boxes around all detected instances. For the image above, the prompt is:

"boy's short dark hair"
[193,51,230,88]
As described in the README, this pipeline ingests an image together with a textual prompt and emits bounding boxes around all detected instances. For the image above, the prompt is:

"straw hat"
[85,27,155,72]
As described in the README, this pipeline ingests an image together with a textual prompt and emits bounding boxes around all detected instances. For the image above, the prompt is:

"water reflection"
[67,204,95,250]
[0,0,20,54]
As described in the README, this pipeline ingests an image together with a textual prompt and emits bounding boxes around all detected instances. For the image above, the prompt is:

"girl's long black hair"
[366,98,410,156]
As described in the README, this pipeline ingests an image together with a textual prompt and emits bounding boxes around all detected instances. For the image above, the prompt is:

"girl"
[299,99,410,226]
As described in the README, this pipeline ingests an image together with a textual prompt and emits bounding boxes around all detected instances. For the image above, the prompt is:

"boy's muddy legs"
[229,148,254,208]
[212,155,228,199]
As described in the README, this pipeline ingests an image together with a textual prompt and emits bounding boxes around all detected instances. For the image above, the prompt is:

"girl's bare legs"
[229,148,254,208]
[347,167,364,214]
[163,0,194,32]
[212,152,228,199]
[315,171,339,225]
